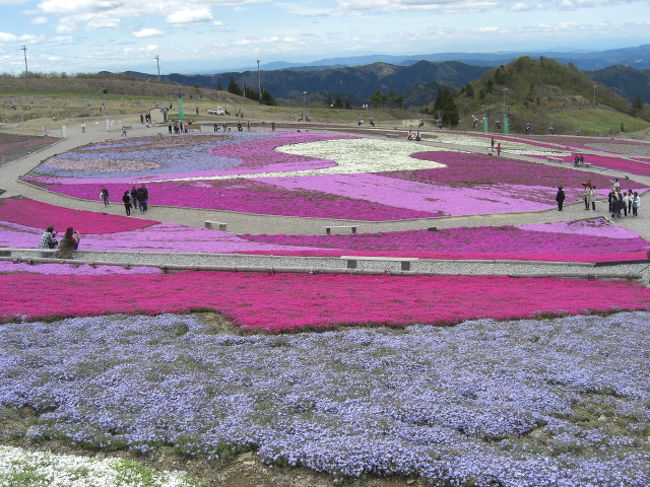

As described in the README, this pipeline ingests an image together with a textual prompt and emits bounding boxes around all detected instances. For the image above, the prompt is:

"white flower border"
[151,138,448,182]
[0,445,199,487]
[431,133,572,156]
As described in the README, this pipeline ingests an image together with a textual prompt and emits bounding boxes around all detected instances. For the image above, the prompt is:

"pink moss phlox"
[396,151,642,190]
[532,154,650,178]
[240,222,649,262]
[0,261,162,275]
[36,180,434,220]
[1,272,649,329]
[0,197,158,234]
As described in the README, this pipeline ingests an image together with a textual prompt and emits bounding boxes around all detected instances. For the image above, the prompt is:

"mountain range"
[231,44,650,72]
[123,59,650,109]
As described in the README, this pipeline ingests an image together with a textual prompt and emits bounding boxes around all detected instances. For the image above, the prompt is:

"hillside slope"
[447,56,650,136]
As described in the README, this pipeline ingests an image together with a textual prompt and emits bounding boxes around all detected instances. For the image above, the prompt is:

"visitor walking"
[583,185,591,210]
[130,186,139,211]
[496,143,501,156]
[137,185,148,213]
[632,192,640,216]
[122,191,132,216]
[590,186,596,211]
[555,186,565,211]
[100,188,110,207]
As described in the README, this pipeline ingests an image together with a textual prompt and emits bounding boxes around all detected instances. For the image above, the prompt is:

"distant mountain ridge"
[125,61,491,107]
[232,44,650,73]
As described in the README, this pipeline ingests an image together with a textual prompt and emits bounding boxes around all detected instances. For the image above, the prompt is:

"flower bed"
[1,312,648,486]
[431,132,572,156]
[1,271,649,328]
[0,446,199,487]
[0,197,157,233]
[0,133,59,166]
[0,261,162,275]
[22,133,648,219]
[530,153,650,178]
[30,132,349,182]
[29,179,435,220]
[240,218,649,262]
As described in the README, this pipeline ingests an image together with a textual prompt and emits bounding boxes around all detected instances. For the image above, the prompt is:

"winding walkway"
[1,118,650,281]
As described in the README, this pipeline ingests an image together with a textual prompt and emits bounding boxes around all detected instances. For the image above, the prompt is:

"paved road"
[2,118,649,239]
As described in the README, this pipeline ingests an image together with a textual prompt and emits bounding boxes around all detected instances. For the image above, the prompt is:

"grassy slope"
[452,56,650,136]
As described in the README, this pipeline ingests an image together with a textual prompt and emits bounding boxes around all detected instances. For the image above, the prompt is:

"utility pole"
[257,59,262,104]
[21,46,28,74]
[154,55,160,81]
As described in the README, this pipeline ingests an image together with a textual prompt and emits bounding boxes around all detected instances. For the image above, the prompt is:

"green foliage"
[226,77,242,96]
[464,83,474,98]
[433,88,459,127]
[453,55,649,135]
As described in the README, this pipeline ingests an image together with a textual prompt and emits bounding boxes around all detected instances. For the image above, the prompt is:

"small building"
[148,107,169,123]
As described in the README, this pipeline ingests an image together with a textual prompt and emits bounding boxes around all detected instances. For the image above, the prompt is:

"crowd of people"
[121,185,149,216]
[608,178,640,219]
[555,177,641,217]
[100,185,149,216]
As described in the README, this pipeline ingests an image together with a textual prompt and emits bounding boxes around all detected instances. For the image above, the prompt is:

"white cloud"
[0,32,17,42]
[38,0,124,14]
[31,16,48,24]
[14,34,45,43]
[166,7,213,24]
[123,44,158,52]
[133,27,163,37]
[50,35,73,42]
[212,20,224,26]
[86,16,120,29]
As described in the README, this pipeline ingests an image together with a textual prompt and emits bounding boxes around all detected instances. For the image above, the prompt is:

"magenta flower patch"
[1,272,649,329]
[240,219,649,262]
[0,197,157,234]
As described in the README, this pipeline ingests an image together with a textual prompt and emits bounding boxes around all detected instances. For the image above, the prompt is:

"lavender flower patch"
[32,141,244,179]
[1,312,648,486]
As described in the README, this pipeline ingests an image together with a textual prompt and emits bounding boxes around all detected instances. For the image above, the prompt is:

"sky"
[1,0,649,74]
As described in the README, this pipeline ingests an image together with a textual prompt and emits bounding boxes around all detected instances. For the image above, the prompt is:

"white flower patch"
[152,138,448,182]
[432,133,572,157]
[0,445,200,487]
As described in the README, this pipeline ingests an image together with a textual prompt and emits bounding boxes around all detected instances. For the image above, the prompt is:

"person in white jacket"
[632,192,641,216]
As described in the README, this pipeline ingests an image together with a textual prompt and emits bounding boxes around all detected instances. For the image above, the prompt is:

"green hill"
[447,56,650,136]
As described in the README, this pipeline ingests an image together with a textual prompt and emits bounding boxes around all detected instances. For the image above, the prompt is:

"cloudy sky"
[1,0,649,74]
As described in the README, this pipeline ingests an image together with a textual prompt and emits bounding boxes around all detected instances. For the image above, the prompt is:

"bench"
[204,220,228,231]
[546,156,563,163]
[186,123,202,132]
[341,255,418,271]
[386,134,400,138]
[324,225,357,235]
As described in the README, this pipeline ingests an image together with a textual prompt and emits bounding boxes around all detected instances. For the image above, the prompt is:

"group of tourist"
[121,185,149,216]
[554,178,641,216]
[608,178,640,218]
[38,226,81,259]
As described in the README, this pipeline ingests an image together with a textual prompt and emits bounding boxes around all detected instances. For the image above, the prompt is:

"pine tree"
[434,88,459,127]
[227,77,242,96]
